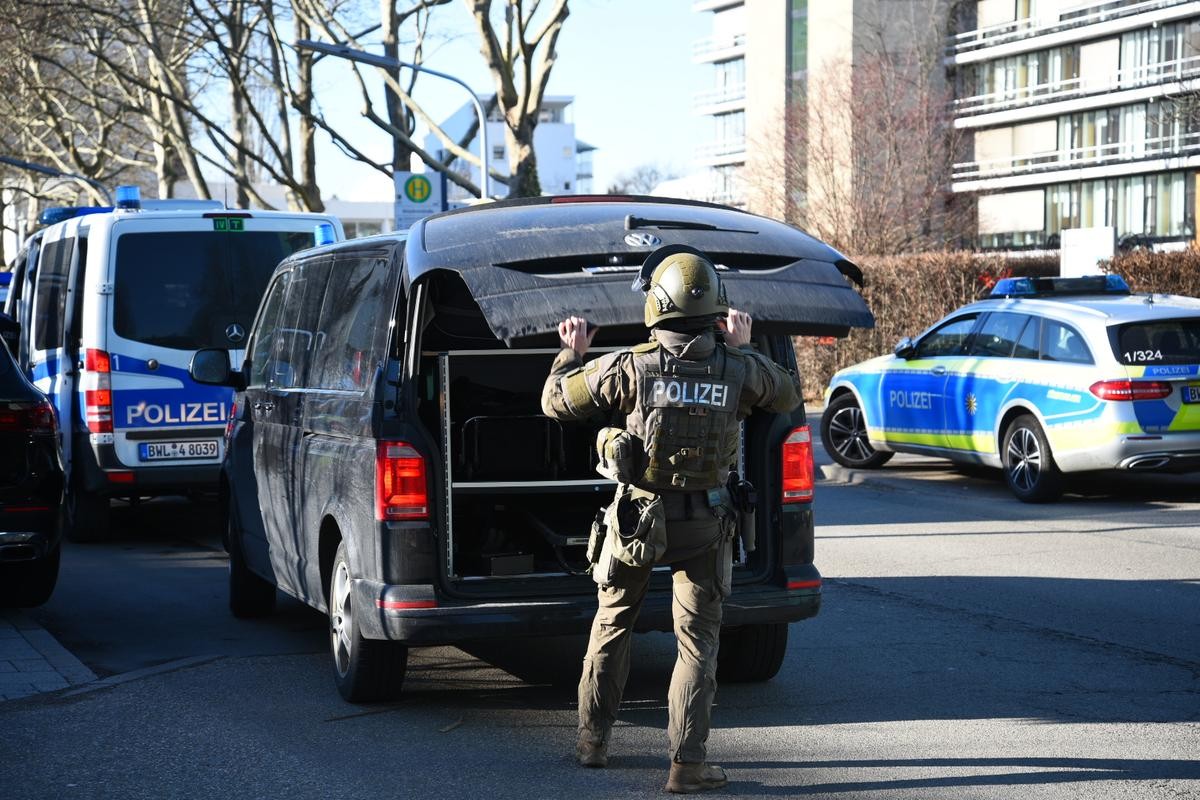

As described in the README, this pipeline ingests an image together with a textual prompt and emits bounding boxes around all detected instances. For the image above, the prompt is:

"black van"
[191,197,873,702]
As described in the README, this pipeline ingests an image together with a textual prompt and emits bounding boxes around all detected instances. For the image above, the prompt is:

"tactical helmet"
[633,245,729,328]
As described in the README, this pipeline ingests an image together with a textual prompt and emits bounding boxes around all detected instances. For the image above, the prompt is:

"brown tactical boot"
[576,738,608,768]
[664,762,728,793]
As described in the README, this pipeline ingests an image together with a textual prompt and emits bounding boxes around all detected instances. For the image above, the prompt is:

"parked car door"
[944,312,1034,456]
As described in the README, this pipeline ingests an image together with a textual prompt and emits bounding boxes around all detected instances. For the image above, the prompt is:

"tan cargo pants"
[578,495,733,764]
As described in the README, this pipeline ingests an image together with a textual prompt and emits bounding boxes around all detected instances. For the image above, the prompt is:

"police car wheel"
[821,394,893,469]
[1002,415,1063,503]
[329,542,409,703]
[716,622,788,683]
[227,512,275,618]
[64,486,111,543]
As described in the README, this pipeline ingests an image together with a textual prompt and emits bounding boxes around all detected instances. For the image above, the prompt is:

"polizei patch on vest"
[643,376,735,411]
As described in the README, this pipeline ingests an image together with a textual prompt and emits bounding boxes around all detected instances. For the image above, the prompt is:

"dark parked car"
[190,196,874,702]
[0,338,64,607]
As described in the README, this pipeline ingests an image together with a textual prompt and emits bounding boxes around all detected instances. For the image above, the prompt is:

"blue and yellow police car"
[821,275,1200,501]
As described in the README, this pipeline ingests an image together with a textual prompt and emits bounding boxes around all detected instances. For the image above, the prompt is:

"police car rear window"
[1113,319,1200,365]
[113,231,313,350]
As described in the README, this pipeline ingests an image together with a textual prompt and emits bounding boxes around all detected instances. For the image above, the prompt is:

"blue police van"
[6,188,342,540]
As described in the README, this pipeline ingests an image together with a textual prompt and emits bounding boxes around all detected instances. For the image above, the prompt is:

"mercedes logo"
[225,323,246,343]
[624,232,662,248]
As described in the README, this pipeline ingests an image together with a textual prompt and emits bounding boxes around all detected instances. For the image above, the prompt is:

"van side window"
[272,258,333,390]
[309,256,390,391]
[247,272,291,387]
[33,238,74,351]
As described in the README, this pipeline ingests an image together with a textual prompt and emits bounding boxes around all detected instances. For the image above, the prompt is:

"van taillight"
[376,442,429,521]
[83,349,113,434]
[1090,379,1173,401]
[781,425,814,503]
[0,400,57,434]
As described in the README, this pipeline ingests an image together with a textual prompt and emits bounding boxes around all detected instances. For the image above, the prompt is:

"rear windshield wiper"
[625,215,756,235]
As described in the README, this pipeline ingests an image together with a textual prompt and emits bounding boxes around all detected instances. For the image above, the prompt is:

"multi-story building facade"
[691,0,804,212]
[949,0,1200,250]
[425,95,595,204]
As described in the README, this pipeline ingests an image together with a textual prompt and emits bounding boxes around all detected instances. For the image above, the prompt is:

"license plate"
[1184,385,1200,404]
[138,440,219,461]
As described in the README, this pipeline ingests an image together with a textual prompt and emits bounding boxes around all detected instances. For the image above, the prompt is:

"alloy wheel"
[330,560,353,677]
[1006,427,1041,493]
[827,404,874,464]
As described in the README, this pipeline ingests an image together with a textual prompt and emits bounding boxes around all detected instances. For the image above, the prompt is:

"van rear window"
[1112,319,1200,365]
[113,231,313,350]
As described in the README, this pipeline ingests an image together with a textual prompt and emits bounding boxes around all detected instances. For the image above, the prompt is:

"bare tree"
[466,0,569,197]
[606,164,676,195]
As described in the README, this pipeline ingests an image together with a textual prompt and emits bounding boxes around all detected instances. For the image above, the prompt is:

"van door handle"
[931,366,947,376]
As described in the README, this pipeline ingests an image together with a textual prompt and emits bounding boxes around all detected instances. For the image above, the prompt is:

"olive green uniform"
[541,327,801,764]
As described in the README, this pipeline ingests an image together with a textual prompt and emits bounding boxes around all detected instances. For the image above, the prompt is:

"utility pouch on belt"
[727,472,758,554]
[586,507,607,567]
[603,484,667,568]
[595,427,639,483]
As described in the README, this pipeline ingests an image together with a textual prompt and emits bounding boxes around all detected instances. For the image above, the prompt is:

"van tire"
[1002,414,1063,503]
[227,512,276,618]
[716,622,788,683]
[64,486,110,543]
[329,542,408,702]
[0,544,60,608]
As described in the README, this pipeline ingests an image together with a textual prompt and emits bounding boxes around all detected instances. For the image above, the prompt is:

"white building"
[424,95,595,202]
[174,181,393,238]
[949,0,1200,250]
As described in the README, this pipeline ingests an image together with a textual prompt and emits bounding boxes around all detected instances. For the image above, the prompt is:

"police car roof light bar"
[37,207,112,227]
[114,185,141,210]
[990,274,1130,299]
[314,222,336,246]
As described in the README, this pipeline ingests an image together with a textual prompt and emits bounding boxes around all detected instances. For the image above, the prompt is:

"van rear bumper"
[351,571,823,645]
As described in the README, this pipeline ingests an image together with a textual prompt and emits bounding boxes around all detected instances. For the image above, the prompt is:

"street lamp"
[296,39,492,200]
[0,155,113,205]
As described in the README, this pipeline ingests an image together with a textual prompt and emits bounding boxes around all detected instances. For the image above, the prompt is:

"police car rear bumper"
[75,435,222,494]
[351,574,823,645]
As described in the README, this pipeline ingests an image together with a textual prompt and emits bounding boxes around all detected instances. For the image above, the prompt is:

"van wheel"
[64,486,110,543]
[1002,415,1062,503]
[716,622,788,683]
[227,512,275,618]
[821,394,893,469]
[329,542,408,702]
[0,544,60,608]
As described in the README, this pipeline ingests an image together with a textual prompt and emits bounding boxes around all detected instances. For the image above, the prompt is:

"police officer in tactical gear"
[541,245,802,794]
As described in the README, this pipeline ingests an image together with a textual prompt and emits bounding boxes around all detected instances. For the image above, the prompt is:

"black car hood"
[402,198,874,343]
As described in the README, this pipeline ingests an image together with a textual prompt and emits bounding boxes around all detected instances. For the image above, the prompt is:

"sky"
[310,0,710,202]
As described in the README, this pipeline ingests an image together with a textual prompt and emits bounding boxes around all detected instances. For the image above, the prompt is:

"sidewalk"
[0,609,96,701]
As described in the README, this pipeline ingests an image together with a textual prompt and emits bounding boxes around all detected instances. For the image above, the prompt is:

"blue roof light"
[990,274,1131,299]
[37,206,112,226]
[114,185,141,210]
[0,272,12,287]
[314,222,336,246]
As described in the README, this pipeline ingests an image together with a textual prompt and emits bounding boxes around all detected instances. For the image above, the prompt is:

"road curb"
[0,609,97,701]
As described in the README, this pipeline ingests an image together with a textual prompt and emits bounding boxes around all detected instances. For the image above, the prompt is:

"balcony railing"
[693,84,747,109]
[692,34,746,60]
[948,0,1183,56]
[955,54,1200,115]
[952,130,1200,181]
[695,138,747,160]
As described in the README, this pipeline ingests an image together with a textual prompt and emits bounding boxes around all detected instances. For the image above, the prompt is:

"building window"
[564,182,571,191]
[344,221,384,239]
[492,145,505,161]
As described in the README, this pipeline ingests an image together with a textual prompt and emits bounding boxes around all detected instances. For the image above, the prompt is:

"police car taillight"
[376,442,428,521]
[82,349,113,434]
[1089,379,1173,401]
[781,425,814,503]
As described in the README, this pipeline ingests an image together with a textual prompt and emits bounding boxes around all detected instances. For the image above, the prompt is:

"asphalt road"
[2,433,1198,799]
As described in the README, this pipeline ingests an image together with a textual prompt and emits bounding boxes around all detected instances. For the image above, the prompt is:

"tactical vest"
[625,341,747,491]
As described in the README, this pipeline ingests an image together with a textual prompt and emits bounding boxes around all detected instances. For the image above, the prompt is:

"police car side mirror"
[893,337,916,360]
[190,349,245,391]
